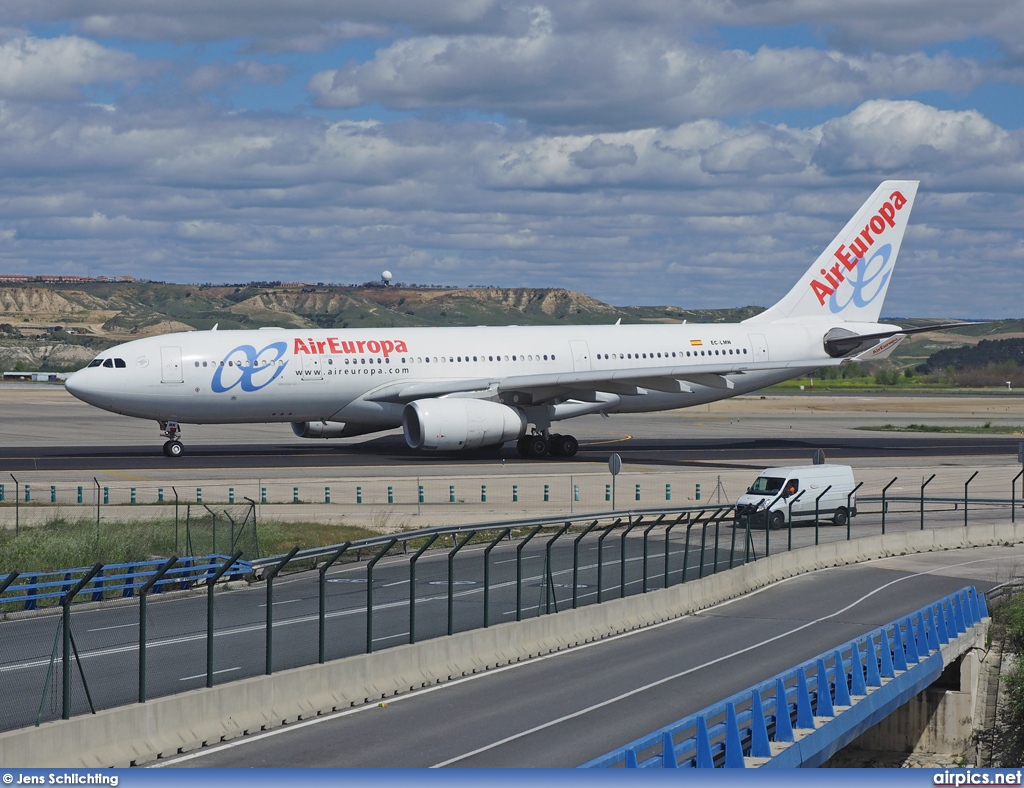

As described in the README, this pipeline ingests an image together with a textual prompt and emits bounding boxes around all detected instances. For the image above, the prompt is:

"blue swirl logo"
[211,342,288,393]
[829,243,893,314]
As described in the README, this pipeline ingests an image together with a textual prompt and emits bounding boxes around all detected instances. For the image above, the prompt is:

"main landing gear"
[516,432,579,459]
[159,420,184,458]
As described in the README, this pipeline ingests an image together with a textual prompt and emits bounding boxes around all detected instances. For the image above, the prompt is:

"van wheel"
[769,511,785,530]
[833,508,849,527]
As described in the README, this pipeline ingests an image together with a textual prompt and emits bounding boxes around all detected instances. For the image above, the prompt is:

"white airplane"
[65,180,955,459]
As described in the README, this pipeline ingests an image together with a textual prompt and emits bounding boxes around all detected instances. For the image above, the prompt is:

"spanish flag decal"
[690,339,703,347]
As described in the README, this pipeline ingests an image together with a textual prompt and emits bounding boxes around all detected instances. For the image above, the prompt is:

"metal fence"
[1,468,1023,735]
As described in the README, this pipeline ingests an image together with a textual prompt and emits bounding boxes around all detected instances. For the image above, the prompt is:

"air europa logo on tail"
[810,190,909,308]
[294,336,409,357]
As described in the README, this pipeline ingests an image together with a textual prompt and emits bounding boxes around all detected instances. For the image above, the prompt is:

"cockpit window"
[114,358,126,368]
[88,359,103,368]
[102,359,114,368]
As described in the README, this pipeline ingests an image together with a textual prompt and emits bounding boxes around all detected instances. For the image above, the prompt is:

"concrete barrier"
[2,520,1021,768]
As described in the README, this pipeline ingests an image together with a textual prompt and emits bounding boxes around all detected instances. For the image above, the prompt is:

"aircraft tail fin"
[744,180,919,325]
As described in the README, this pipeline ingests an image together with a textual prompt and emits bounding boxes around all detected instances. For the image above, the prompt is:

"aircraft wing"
[362,358,822,406]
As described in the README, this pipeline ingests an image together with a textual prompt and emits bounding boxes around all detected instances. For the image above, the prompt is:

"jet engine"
[403,398,525,451]
[291,421,380,439]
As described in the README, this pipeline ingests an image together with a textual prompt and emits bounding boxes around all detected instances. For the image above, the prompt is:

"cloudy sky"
[0,2,1022,318]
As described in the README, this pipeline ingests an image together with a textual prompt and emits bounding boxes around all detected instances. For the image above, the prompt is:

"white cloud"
[309,31,984,129]
[0,35,138,101]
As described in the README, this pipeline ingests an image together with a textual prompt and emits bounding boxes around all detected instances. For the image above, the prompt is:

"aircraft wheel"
[164,440,184,458]
[526,435,549,458]
[555,434,578,457]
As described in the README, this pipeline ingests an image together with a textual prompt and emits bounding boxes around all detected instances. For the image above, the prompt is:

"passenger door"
[160,346,182,384]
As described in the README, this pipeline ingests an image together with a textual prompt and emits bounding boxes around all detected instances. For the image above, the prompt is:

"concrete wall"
[2,520,1020,768]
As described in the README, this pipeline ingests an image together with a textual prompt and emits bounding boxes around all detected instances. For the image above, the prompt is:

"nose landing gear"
[159,420,184,457]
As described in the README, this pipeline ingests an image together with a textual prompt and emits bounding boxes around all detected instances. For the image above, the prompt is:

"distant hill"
[0,281,762,371]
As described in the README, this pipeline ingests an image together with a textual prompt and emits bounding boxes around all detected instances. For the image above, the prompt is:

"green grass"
[0,515,377,573]
[855,423,1024,434]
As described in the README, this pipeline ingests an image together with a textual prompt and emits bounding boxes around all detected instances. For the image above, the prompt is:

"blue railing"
[0,555,252,610]
[581,585,988,769]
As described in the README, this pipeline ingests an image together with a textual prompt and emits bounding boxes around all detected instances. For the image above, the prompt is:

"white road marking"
[152,549,1021,768]
[180,667,240,682]
[86,623,136,632]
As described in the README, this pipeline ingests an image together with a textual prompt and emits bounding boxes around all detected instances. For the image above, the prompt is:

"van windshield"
[748,476,784,495]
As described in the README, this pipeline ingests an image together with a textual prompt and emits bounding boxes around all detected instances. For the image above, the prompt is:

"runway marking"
[581,434,633,446]
[151,549,1023,768]
[258,599,301,607]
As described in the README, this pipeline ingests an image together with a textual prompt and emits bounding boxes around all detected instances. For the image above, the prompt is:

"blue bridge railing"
[581,585,988,769]
[0,555,253,610]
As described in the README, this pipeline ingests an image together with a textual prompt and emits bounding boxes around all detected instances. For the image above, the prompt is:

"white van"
[735,464,857,529]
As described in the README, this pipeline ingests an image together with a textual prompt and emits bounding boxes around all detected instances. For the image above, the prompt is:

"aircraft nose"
[64,370,93,402]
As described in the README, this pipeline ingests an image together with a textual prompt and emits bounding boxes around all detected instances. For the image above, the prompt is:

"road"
[149,545,1023,768]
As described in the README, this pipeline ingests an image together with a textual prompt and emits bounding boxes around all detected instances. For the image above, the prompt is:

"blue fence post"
[749,690,772,757]
[695,717,714,768]
[724,703,746,768]
[123,565,135,598]
[833,650,851,706]
[662,732,678,768]
[25,575,38,610]
[879,629,896,678]
[903,618,920,663]
[815,659,834,717]
[91,568,104,602]
[625,749,639,769]
[850,641,868,696]
[865,636,882,686]
[795,670,815,728]
[774,678,794,742]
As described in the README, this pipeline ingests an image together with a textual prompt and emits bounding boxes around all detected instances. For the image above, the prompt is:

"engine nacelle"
[403,398,524,451]
[292,420,359,439]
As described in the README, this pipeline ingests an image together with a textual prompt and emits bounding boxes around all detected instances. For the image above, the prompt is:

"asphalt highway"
[148,545,1023,768]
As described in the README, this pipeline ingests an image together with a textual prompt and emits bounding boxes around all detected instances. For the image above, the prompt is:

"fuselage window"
[551,354,555,360]
[195,361,200,368]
